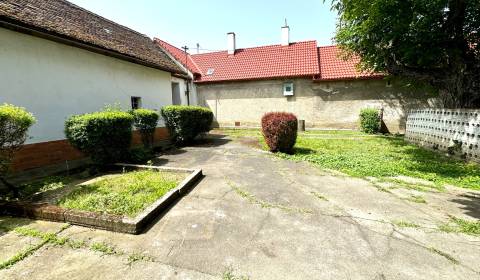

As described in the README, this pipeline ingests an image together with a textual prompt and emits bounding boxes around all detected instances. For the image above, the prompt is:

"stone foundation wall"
[405,109,480,163]
[11,127,170,172]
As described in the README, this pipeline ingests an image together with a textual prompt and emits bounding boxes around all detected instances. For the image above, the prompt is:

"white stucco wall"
[0,28,173,144]
[171,76,198,106]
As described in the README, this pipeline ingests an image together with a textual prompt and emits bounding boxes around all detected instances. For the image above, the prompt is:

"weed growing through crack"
[222,267,250,280]
[127,253,155,265]
[226,179,312,214]
[311,191,328,201]
[3,225,155,270]
[67,239,87,249]
[0,225,72,270]
[405,195,427,204]
[392,220,420,228]
[428,247,459,265]
[14,227,68,246]
[0,242,46,270]
[90,242,118,255]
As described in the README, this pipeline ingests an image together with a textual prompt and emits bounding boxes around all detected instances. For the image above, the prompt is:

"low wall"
[11,127,170,172]
[405,109,480,162]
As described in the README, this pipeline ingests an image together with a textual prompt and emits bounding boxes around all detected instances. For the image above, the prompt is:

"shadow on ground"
[450,192,480,219]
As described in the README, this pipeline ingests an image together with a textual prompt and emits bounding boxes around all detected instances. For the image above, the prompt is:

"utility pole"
[181,46,190,105]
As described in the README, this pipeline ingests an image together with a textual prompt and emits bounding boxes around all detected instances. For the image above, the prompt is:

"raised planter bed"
[0,164,202,234]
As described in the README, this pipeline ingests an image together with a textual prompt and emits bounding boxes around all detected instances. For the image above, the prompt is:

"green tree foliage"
[0,104,36,196]
[331,0,480,108]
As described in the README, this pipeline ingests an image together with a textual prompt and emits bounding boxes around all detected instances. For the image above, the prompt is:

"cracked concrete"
[1,133,480,279]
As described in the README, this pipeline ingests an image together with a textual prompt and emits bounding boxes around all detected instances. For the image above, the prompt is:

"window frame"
[131,96,142,110]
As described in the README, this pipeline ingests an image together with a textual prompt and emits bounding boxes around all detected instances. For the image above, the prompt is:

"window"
[283,82,294,96]
[131,96,142,109]
[206,68,215,75]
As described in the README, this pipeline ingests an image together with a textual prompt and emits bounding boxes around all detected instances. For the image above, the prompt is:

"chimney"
[281,19,290,46]
[227,32,236,55]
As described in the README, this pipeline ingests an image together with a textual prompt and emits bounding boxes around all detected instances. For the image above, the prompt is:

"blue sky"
[69,0,338,53]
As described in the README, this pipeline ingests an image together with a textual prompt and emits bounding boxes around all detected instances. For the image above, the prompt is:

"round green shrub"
[261,112,298,154]
[0,103,36,196]
[160,105,213,145]
[130,109,159,148]
[0,103,36,173]
[65,111,134,166]
[359,108,381,134]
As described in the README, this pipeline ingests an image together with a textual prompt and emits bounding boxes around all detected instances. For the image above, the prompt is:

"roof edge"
[195,74,317,84]
[0,17,186,75]
[153,38,201,75]
[191,40,318,57]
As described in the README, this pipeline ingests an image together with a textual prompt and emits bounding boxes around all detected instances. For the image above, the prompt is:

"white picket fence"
[405,109,480,163]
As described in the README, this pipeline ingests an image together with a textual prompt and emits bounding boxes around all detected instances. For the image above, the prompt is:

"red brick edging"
[0,164,202,234]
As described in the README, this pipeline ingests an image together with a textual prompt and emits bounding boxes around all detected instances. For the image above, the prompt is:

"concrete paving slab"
[0,246,217,280]
[1,134,479,279]
[0,232,40,264]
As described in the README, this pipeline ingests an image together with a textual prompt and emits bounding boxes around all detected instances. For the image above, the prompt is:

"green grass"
[283,135,480,190]
[275,132,479,190]
[218,128,480,190]
[0,176,73,200]
[439,217,480,236]
[58,170,183,218]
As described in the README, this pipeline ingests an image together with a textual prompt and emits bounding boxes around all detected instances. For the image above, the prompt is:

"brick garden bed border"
[0,164,203,234]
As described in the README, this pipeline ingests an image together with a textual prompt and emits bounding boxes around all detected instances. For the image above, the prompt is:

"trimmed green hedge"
[359,108,381,134]
[0,103,36,174]
[161,105,213,145]
[65,111,134,166]
[130,109,159,148]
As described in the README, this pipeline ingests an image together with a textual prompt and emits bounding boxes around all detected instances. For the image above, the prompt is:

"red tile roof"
[191,41,320,83]
[317,46,384,81]
[154,38,201,75]
[156,39,384,83]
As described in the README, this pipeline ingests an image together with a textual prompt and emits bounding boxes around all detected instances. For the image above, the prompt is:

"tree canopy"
[331,0,480,108]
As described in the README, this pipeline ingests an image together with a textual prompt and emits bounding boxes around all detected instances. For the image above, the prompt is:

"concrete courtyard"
[1,132,479,279]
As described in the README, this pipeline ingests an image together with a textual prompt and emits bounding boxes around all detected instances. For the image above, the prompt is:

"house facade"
[157,26,434,133]
[0,0,189,172]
